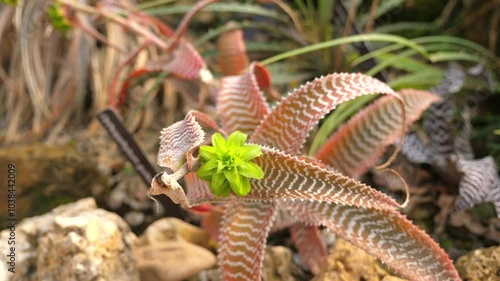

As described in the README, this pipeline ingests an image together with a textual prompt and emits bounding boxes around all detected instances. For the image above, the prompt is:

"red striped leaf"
[185,172,216,206]
[218,62,271,135]
[218,23,249,76]
[158,110,222,170]
[154,146,399,211]
[316,89,440,177]
[290,223,328,274]
[158,111,205,170]
[218,201,277,280]
[147,39,207,80]
[290,201,461,281]
[248,147,399,210]
[251,73,397,154]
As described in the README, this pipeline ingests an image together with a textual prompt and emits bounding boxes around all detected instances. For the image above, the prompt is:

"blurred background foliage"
[0,0,498,238]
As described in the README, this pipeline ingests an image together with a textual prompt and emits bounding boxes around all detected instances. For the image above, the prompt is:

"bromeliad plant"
[149,59,461,279]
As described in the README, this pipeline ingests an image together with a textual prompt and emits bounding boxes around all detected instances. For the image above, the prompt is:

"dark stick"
[98,108,184,219]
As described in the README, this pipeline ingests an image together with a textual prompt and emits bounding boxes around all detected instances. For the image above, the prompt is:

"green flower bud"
[197,131,264,197]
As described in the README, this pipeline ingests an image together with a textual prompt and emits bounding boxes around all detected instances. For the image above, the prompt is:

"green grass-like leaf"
[387,72,444,90]
[135,0,176,10]
[143,3,288,22]
[352,36,498,70]
[259,34,429,66]
[429,52,488,64]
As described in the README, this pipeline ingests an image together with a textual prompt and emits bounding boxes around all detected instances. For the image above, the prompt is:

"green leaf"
[224,169,244,196]
[199,145,217,161]
[224,168,251,197]
[135,0,176,10]
[260,34,428,66]
[210,172,228,196]
[143,3,288,23]
[196,159,217,180]
[226,131,247,149]
[429,52,487,64]
[217,159,227,173]
[47,3,72,33]
[239,177,252,197]
[238,161,264,179]
[217,179,232,197]
[388,72,444,90]
[1,0,18,6]
[236,145,263,161]
[211,133,227,152]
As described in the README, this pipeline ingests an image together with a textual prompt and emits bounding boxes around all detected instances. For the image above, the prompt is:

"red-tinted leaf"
[154,146,398,210]
[134,13,175,37]
[158,111,205,170]
[185,172,216,206]
[251,73,396,155]
[187,203,213,214]
[115,41,207,108]
[247,147,399,210]
[290,223,328,274]
[218,201,277,280]
[316,89,439,177]
[290,201,461,281]
[158,110,222,171]
[218,23,249,76]
[201,204,224,242]
[253,63,282,101]
[253,62,272,90]
[147,40,206,80]
[218,62,270,134]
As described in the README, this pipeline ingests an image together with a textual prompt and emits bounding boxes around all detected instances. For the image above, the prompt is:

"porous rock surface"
[136,217,217,281]
[0,197,139,281]
[312,239,407,281]
[456,246,500,281]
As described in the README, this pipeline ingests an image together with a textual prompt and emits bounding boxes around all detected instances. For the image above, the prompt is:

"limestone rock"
[456,246,500,281]
[138,217,211,249]
[381,277,407,281]
[262,246,296,281]
[188,269,221,281]
[313,239,407,281]
[0,197,139,281]
[135,241,217,281]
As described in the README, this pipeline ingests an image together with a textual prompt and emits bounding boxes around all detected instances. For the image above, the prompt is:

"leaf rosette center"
[197,131,264,197]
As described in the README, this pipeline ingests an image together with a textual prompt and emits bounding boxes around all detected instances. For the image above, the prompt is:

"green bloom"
[47,3,72,33]
[197,131,264,197]
[1,0,18,6]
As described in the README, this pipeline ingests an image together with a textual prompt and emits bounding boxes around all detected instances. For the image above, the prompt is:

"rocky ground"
[0,197,498,281]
